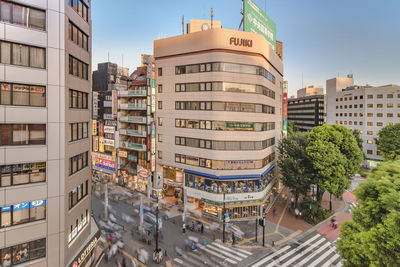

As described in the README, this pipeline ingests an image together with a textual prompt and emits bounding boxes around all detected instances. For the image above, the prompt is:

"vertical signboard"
[93,136,98,152]
[243,0,276,51]
[98,121,104,137]
[283,81,288,136]
[112,90,118,118]
[99,137,104,153]
[92,120,97,136]
[151,62,156,113]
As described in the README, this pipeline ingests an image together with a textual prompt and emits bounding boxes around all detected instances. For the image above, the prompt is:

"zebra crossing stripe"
[173,258,184,265]
[251,245,291,267]
[206,244,243,261]
[279,237,327,267]
[182,253,201,267]
[211,242,249,258]
[308,246,337,267]
[295,241,332,266]
[234,247,253,256]
[198,244,237,264]
[321,253,341,267]
[267,236,326,267]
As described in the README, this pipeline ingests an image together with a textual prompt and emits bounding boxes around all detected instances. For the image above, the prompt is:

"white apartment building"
[154,20,283,220]
[0,1,101,267]
[327,77,400,166]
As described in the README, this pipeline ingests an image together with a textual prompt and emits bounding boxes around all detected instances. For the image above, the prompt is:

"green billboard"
[243,0,276,51]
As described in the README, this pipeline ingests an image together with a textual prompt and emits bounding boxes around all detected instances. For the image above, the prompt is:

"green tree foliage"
[352,129,363,153]
[278,131,314,206]
[338,160,400,267]
[376,123,400,161]
[306,125,363,209]
[287,121,299,134]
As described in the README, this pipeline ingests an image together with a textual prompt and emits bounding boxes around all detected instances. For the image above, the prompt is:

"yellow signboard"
[92,120,97,136]
[99,137,104,153]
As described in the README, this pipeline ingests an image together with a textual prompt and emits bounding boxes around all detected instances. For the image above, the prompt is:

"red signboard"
[147,136,150,151]
[99,121,104,137]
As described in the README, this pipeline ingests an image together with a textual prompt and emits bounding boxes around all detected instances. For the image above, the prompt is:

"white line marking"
[280,238,328,267]
[296,241,331,266]
[321,253,341,267]
[206,244,243,261]
[198,245,237,265]
[211,242,249,258]
[234,247,253,256]
[308,246,338,267]
[251,245,291,267]
[173,258,184,264]
[182,253,202,267]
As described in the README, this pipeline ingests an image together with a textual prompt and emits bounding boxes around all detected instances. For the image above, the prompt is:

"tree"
[278,131,314,207]
[352,129,363,152]
[287,121,299,134]
[306,125,363,210]
[376,123,400,161]
[338,160,400,267]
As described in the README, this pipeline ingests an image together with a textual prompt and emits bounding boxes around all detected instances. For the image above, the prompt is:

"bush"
[300,197,332,225]
[359,169,369,178]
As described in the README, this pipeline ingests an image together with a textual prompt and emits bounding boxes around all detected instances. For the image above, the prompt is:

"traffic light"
[259,218,264,226]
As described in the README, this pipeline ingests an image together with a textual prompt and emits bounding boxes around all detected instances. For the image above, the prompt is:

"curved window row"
[0,124,46,146]
[175,101,275,114]
[0,1,46,31]
[0,162,46,187]
[0,200,46,228]
[175,152,275,170]
[175,62,276,84]
[176,81,275,99]
[68,0,89,22]
[69,122,88,142]
[176,136,275,151]
[0,82,45,107]
[69,89,88,109]
[68,180,88,210]
[175,119,275,132]
[0,41,45,69]
[185,170,274,194]
[68,21,89,51]
[69,55,88,80]
[68,209,89,245]
[0,238,45,266]
[69,151,88,175]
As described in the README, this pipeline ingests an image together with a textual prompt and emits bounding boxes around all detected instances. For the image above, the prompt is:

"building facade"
[0,1,101,267]
[297,85,323,98]
[154,26,283,220]
[287,95,325,131]
[326,79,400,166]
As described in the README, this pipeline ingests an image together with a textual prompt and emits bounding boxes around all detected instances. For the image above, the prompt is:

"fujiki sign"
[229,37,253,47]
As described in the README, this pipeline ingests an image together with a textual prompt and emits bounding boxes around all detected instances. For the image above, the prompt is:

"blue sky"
[92,0,400,97]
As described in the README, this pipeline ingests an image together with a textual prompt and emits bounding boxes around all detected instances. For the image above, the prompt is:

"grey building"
[288,95,325,131]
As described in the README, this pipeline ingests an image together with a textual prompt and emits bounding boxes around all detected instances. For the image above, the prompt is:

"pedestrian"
[201,223,204,233]
[291,197,295,209]
[295,208,299,218]
[182,223,186,233]
[232,232,235,245]
[272,207,276,217]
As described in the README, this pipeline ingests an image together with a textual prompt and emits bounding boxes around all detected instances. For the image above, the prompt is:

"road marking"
[251,245,291,267]
[206,244,243,261]
[234,246,253,256]
[293,240,332,266]
[266,236,326,267]
[211,242,249,258]
[174,258,184,265]
[321,253,341,267]
[198,244,237,264]
[182,253,202,267]
[106,240,146,267]
[308,246,337,267]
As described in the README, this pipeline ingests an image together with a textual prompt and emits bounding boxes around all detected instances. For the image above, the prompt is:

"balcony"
[127,155,138,162]
[119,116,146,124]
[119,90,147,97]
[120,141,146,152]
[119,103,146,110]
[119,129,147,137]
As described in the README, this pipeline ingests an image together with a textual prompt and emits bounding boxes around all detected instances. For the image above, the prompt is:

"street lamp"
[152,196,163,263]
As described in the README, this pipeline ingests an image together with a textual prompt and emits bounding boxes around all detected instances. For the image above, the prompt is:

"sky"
[92,0,400,97]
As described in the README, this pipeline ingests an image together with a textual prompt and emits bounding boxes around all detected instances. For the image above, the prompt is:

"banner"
[99,137,104,153]
[283,81,288,133]
[104,139,114,147]
[118,150,128,158]
[104,126,115,134]
[92,120,97,136]
[93,136,98,152]
[243,0,276,51]
[98,121,104,137]
[112,90,118,118]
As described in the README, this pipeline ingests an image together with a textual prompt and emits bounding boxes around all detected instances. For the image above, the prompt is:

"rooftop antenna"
[211,8,214,29]
[302,72,304,88]
[238,0,244,30]
[182,15,184,34]
[122,54,124,69]
[108,52,110,62]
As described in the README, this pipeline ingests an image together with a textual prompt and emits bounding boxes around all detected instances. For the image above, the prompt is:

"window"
[336,98,338,102]
[158,68,162,76]
[377,104,383,108]
[69,151,88,175]
[68,0,88,21]
[377,94,383,99]
[367,140,373,144]
[0,41,45,69]
[367,122,373,126]
[377,122,383,126]
[68,211,89,244]
[69,89,88,109]
[367,104,373,108]
[387,113,393,117]
[158,101,162,110]
[0,124,45,146]
[0,1,45,30]
[367,131,373,135]
[354,96,358,100]
[69,55,88,80]
[0,162,45,187]
[377,113,383,117]
[387,94,393,99]
[158,85,163,93]
[158,117,163,126]
[68,181,88,210]
[367,150,373,155]
[158,151,162,159]
[367,113,373,117]
[68,21,89,51]
[360,121,363,126]
[158,134,162,142]
[0,83,45,107]
[0,200,45,228]
[367,95,373,99]
[69,122,88,142]
[387,103,393,108]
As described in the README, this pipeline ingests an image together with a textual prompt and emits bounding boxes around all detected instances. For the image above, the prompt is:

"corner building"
[154,27,283,220]
[0,1,100,267]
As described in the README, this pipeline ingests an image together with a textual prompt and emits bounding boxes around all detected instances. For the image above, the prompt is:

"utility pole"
[222,193,226,243]
[211,8,214,29]
[104,182,108,223]
[262,216,265,247]
[182,15,184,34]
[255,217,258,242]
[155,197,159,252]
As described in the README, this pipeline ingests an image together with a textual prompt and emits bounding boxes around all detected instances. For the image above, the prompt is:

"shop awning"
[218,164,275,180]
[93,165,115,175]
[261,164,275,177]
[184,169,217,179]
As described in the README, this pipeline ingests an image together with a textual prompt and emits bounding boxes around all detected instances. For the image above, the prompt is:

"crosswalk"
[250,232,342,267]
[173,241,252,266]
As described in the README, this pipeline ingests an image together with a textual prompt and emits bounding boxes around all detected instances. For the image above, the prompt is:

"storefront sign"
[69,231,100,267]
[229,37,253,47]
[93,157,116,171]
[283,81,288,133]
[104,126,115,134]
[98,137,104,153]
[118,150,128,158]
[226,122,254,130]
[105,120,117,127]
[151,62,156,113]
[93,136,98,152]
[137,165,150,180]
[92,120,97,136]
[104,114,114,120]
[104,139,114,147]
[151,154,156,172]
[98,121,104,137]
[92,152,113,161]
[112,90,118,118]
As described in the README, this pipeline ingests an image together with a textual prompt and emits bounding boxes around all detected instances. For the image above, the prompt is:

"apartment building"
[0,1,101,267]
[154,21,283,220]
[327,77,400,166]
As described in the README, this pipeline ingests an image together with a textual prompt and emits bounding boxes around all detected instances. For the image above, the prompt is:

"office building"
[297,85,323,98]
[154,21,283,220]
[288,94,325,131]
[0,1,102,267]
[326,77,400,166]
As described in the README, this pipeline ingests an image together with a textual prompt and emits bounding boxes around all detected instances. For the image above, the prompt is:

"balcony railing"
[119,129,147,137]
[119,116,146,124]
[120,141,146,152]
[119,90,147,97]
[119,103,147,110]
